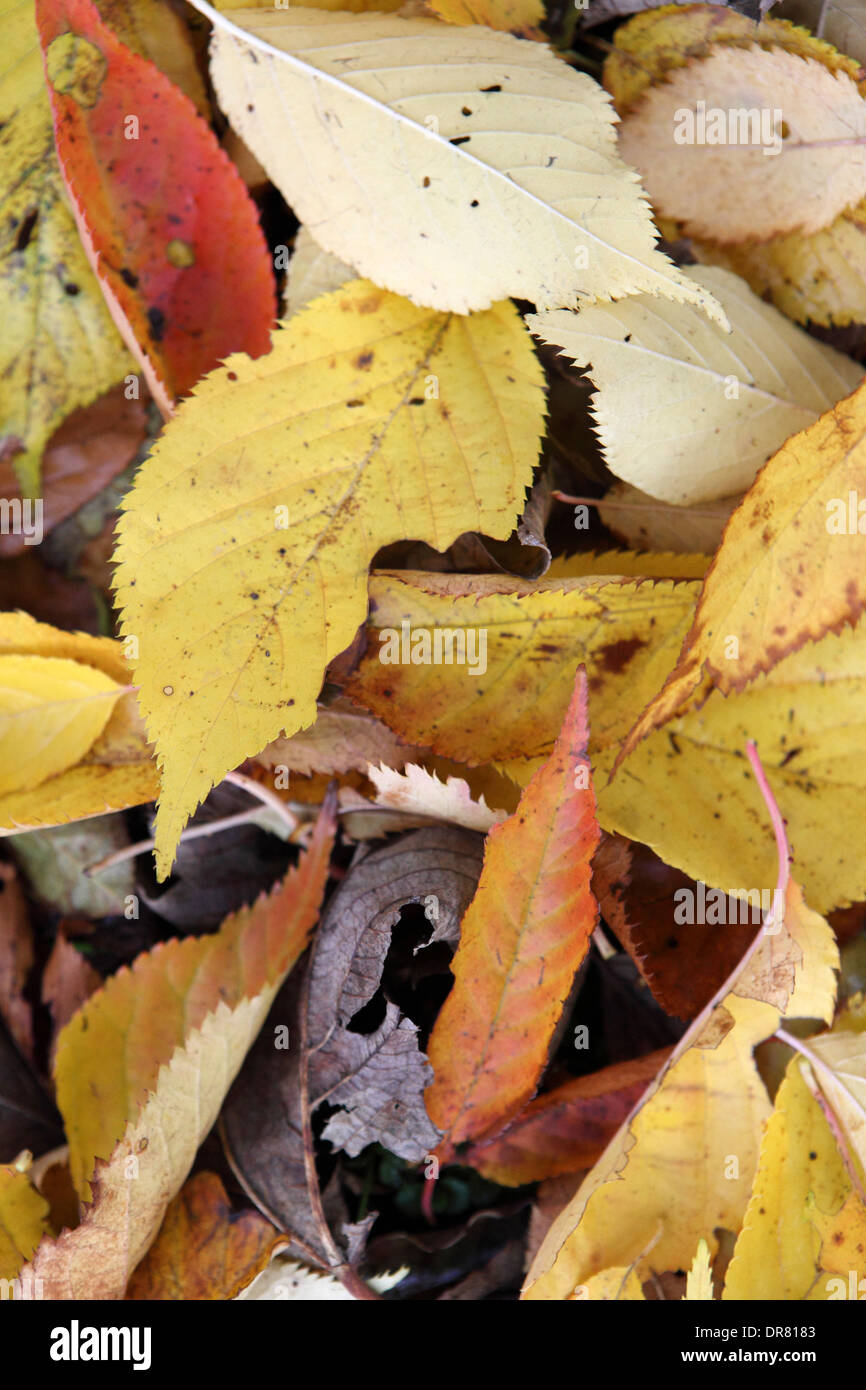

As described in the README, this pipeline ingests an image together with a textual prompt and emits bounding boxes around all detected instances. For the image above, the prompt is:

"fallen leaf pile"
[0,0,865,1307]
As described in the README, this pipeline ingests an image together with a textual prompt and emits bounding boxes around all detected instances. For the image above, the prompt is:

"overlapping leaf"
[203,4,727,319]
[529,265,860,505]
[19,803,333,1298]
[523,797,839,1299]
[0,613,157,833]
[36,0,276,416]
[114,282,545,877]
[425,671,601,1161]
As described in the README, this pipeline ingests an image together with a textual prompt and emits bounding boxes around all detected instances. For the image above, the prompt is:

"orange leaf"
[35,0,276,415]
[125,1171,281,1300]
[464,1048,669,1186]
[56,801,335,1201]
[425,668,601,1163]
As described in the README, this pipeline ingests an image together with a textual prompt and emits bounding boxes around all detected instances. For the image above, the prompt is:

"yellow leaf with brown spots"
[114,282,545,878]
[345,570,698,766]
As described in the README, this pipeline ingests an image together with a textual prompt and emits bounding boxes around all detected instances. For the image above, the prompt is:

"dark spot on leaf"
[480,84,501,92]
[119,266,139,288]
[598,636,645,674]
[147,305,166,342]
[15,208,38,252]
[353,350,374,370]
[461,106,472,116]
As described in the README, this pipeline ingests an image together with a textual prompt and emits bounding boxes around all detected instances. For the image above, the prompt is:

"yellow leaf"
[0,0,131,493]
[345,570,697,766]
[0,654,124,796]
[686,201,866,330]
[599,618,866,913]
[722,1059,851,1299]
[347,571,866,910]
[529,266,860,504]
[801,1028,866,1179]
[0,1164,49,1283]
[579,1266,645,1300]
[203,5,726,320]
[522,836,839,1300]
[114,283,545,878]
[0,612,157,833]
[21,804,334,1298]
[424,0,544,34]
[622,377,866,756]
[545,551,711,583]
[684,1238,714,1300]
[808,1191,866,1299]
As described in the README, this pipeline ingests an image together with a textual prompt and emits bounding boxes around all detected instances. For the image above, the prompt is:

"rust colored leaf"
[0,386,147,558]
[596,837,759,1020]
[464,1048,670,1185]
[425,668,601,1163]
[35,0,276,415]
[125,1171,282,1300]
[41,933,101,1067]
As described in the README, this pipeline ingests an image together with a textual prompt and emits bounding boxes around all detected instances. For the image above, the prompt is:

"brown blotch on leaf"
[597,636,646,674]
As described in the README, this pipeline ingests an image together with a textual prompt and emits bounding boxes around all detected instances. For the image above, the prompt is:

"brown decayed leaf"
[425,670,601,1162]
[253,703,420,779]
[598,482,738,556]
[0,863,34,1062]
[125,1171,282,1300]
[41,934,101,1066]
[221,826,483,1257]
[464,1048,669,1185]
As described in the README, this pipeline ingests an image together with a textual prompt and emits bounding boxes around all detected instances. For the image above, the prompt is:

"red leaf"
[35,0,276,415]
